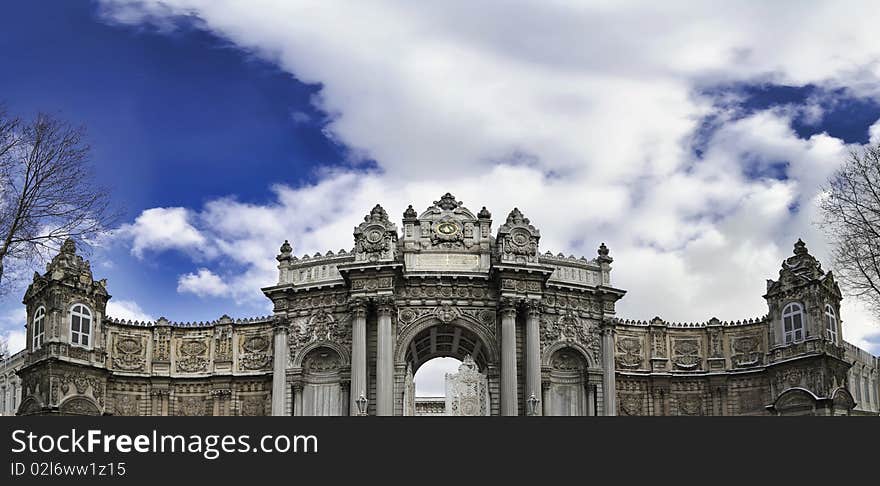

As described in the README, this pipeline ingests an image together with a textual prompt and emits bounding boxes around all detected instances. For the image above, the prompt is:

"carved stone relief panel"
[214,326,233,362]
[541,312,600,359]
[239,332,273,371]
[114,394,139,416]
[650,328,667,358]
[671,339,702,370]
[615,335,643,369]
[176,338,209,373]
[677,394,703,416]
[289,310,351,359]
[111,333,147,372]
[619,394,644,416]
[177,396,206,416]
[731,335,762,368]
[240,394,268,416]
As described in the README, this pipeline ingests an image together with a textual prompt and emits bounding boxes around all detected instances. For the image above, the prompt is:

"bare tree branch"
[0,107,119,290]
[820,145,880,320]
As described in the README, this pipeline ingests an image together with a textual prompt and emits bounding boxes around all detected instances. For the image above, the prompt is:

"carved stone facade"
[9,199,879,416]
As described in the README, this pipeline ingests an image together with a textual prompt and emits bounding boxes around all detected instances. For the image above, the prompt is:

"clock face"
[437,222,458,235]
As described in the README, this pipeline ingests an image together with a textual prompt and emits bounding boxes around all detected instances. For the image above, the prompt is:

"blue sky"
[2,1,880,363]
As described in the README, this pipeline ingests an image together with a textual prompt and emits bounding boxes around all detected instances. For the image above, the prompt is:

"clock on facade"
[436,222,458,235]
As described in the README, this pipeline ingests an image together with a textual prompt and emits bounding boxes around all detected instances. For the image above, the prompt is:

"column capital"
[272,314,289,331]
[376,297,395,316]
[349,299,368,317]
[500,297,519,315]
[524,299,542,315]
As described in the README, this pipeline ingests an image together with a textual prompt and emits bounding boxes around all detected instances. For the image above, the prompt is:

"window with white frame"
[69,304,92,347]
[32,306,45,349]
[824,304,837,343]
[782,303,805,344]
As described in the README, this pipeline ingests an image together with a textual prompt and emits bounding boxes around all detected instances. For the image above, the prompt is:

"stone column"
[291,381,304,417]
[376,302,394,416]
[350,302,367,416]
[272,323,289,416]
[601,326,617,416]
[500,302,518,416]
[525,301,542,415]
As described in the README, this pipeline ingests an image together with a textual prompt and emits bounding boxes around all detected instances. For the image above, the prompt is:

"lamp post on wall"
[356,391,368,416]
[527,392,540,416]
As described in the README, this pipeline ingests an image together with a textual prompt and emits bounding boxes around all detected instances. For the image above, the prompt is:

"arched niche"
[58,396,101,416]
[300,346,346,416]
[545,347,591,416]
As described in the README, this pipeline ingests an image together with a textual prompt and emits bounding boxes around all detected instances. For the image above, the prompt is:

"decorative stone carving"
[708,327,723,358]
[550,350,586,371]
[445,356,488,416]
[541,312,600,355]
[731,335,762,368]
[176,338,209,373]
[651,326,667,358]
[177,396,205,416]
[672,339,701,370]
[619,394,643,416]
[615,336,643,369]
[678,395,702,416]
[153,327,170,362]
[303,349,341,373]
[353,204,398,262]
[289,311,352,357]
[241,395,267,416]
[112,335,146,371]
[114,394,138,416]
[59,374,103,406]
[239,333,272,371]
[214,324,233,361]
[497,208,540,264]
[59,397,101,415]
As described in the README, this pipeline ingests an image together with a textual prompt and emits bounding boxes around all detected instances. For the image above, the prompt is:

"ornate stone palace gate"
[263,193,623,416]
[12,193,868,416]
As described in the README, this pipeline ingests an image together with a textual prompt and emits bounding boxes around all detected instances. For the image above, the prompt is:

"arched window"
[825,305,838,344]
[782,303,805,344]
[69,304,92,348]
[32,306,45,350]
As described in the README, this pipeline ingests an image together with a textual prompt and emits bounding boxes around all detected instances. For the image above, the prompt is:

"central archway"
[395,318,499,416]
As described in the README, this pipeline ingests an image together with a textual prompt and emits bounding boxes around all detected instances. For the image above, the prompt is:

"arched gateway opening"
[398,320,496,416]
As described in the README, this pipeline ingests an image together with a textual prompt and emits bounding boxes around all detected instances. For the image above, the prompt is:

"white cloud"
[177,268,231,298]
[0,308,27,354]
[119,207,208,258]
[99,0,880,352]
[2,330,25,355]
[106,299,155,323]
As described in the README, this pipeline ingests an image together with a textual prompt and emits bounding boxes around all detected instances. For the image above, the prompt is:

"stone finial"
[478,206,492,219]
[505,208,529,226]
[793,238,808,256]
[277,239,293,261]
[597,242,613,263]
[403,204,417,219]
[365,204,390,223]
[61,238,76,255]
[433,193,461,211]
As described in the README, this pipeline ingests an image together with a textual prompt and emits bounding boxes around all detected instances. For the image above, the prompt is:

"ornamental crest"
[731,335,762,367]
[177,338,209,373]
[113,335,146,371]
[615,336,643,369]
[672,339,701,370]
